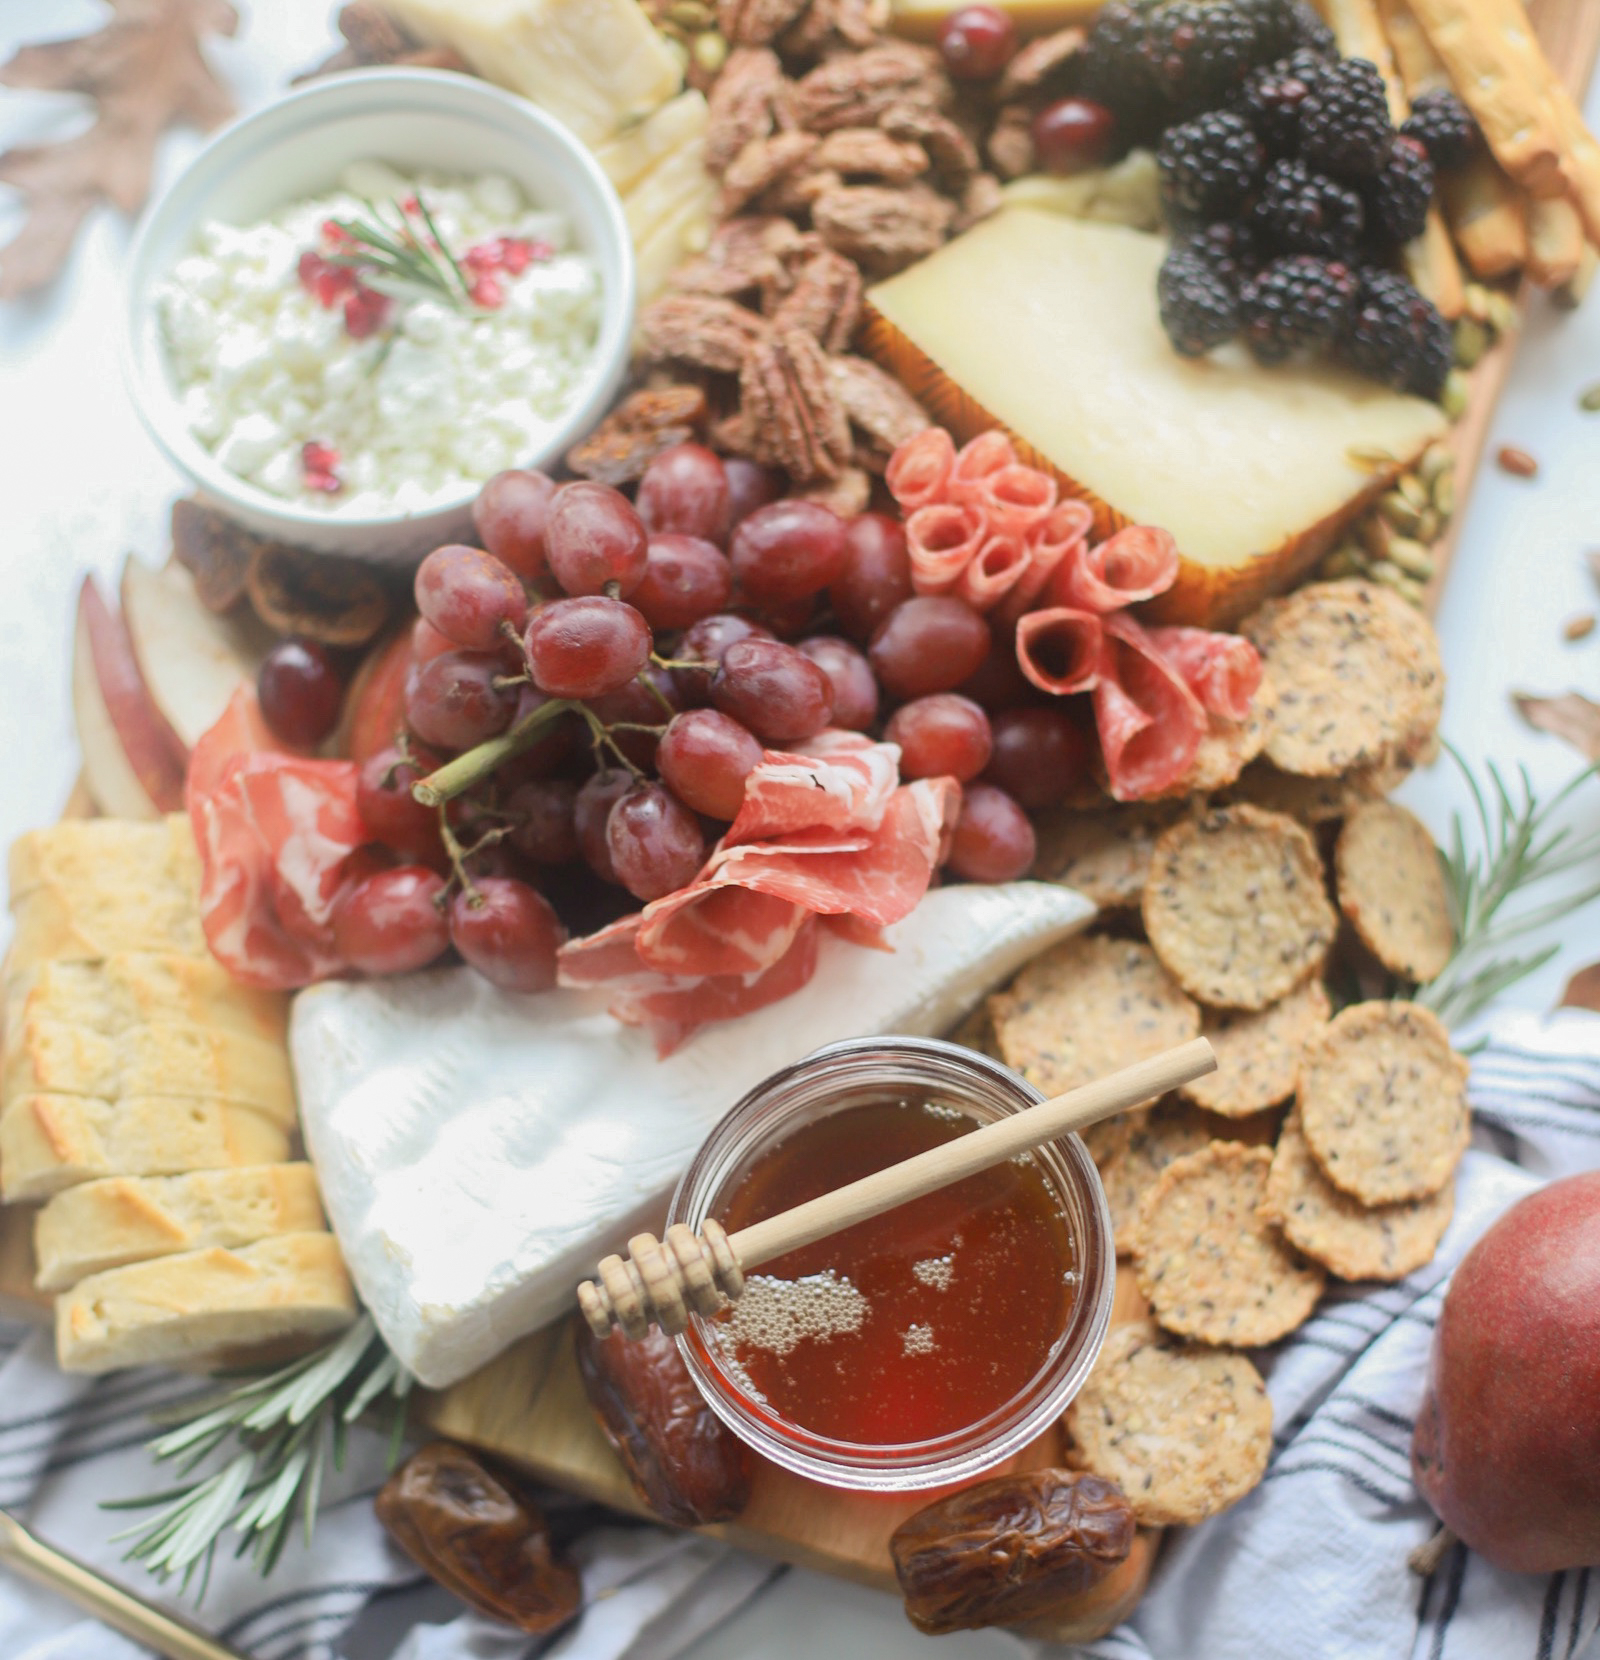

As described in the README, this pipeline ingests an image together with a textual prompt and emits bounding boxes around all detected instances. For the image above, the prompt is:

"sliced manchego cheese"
[56,1233,356,1374]
[382,0,682,146]
[890,0,1101,38]
[594,90,708,196]
[862,210,1449,626]
[34,1164,328,1293]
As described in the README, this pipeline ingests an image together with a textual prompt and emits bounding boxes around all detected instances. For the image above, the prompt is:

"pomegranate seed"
[302,441,342,494]
[463,242,500,273]
[469,272,504,308]
[401,195,420,215]
[321,219,353,246]
[343,286,391,338]
[298,251,353,308]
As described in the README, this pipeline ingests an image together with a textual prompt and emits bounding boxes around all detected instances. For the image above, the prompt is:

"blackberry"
[1340,268,1453,398]
[1298,57,1394,178]
[1401,87,1480,171]
[1179,220,1261,287]
[1234,0,1336,63]
[1142,2,1261,116]
[1286,0,1337,57]
[1253,157,1365,257]
[1233,47,1330,155]
[1239,254,1357,362]
[1158,246,1240,356]
[1079,2,1161,118]
[1363,135,1435,247]
[1158,110,1265,223]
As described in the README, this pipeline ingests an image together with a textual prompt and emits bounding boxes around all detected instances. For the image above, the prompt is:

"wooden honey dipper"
[578,1036,1216,1341]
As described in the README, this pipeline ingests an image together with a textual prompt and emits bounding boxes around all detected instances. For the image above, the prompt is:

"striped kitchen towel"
[1,1008,1597,1660]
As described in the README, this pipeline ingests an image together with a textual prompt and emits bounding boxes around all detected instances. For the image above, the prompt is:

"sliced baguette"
[3,1021,295,1126]
[34,1165,327,1293]
[0,1094,289,1203]
[8,818,205,966]
[56,1233,357,1374]
[4,954,287,1049]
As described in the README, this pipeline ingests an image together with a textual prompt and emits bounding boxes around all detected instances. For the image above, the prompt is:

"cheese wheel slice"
[56,1233,356,1374]
[34,1164,327,1293]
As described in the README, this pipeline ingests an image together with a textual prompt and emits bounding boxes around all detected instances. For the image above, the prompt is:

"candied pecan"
[881,104,979,189]
[830,353,931,450]
[671,216,807,299]
[987,103,1037,179]
[336,2,417,61]
[740,327,852,481]
[780,0,889,57]
[376,1443,581,1634]
[771,249,863,352]
[566,385,710,484]
[246,543,389,647]
[793,43,949,134]
[953,170,1003,233]
[795,466,872,517]
[718,0,810,46]
[758,165,841,217]
[638,294,772,373]
[815,127,930,184]
[170,498,256,613]
[575,1324,751,1527]
[720,130,820,216]
[997,26,1086,100]
[892,1470,1134,1635]
[812,183,954,275]
[705,47,794,176]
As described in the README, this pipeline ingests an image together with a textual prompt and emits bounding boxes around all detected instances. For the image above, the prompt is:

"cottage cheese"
[156,161,603,516]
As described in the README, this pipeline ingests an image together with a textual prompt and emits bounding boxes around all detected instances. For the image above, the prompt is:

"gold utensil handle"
[0,1510,247,1660]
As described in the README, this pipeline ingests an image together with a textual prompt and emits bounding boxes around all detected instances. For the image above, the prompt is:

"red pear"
[1412,1170,1600,1573]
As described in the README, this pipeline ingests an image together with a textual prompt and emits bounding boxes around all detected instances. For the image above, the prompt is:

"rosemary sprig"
[325,195,476,312]
[104,1315,411,1594]
[1415,744,1600,1027]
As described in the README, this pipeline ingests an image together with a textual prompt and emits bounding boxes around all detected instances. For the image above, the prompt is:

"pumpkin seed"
[1388,537,1436,580]
[1378,490,1423,535]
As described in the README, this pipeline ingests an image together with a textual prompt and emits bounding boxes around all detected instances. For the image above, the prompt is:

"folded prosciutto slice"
[187,689,367,988]
[558,733,961,1051]
[1145,625,1264,722]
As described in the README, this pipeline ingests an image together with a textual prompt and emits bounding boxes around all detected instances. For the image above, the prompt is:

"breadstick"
[1441,152,1529,276]
[1407,210,1467,315]
[1527,193,1584,287]
[1407,0,1566,198]
[1376,0,1449,93]
[1554,241,1598,309]
[1545,80,1600,244]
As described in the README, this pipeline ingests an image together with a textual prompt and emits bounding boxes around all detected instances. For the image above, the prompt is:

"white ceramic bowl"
[123,69,636,565]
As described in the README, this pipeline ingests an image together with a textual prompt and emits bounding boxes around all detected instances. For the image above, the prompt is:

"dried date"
[565,385,710,485]
[889,1469,1135,1635]
[375,1442,581,1634]
[574,1321,752,1527]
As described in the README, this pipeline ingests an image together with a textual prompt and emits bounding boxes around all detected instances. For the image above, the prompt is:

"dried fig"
[244,543,389,646]
[890,1468,1134,1635]
[170,497,255,614]
[375,1442,581,1634]
[574,1321,751,1527]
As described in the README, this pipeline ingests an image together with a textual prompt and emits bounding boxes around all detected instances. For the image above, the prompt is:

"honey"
[707,1097,1080,1447]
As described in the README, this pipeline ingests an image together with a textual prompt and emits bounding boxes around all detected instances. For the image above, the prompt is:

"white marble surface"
[4,5,1600,1658]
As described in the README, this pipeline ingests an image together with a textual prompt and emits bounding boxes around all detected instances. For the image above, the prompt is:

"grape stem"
[412,696,576,807]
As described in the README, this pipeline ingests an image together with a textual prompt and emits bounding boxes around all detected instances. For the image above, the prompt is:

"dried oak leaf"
[987,103,1038,179]
[881,103,979,189]
[171,497,258,613]
[811,183,954,275]
[720,130,821,217]
[705,47,794,177]
[815,126,930,184]
[739,327,853,482]
[1513,691,1600,760]
[566,384,709,484]
[0,0,238,300]
[246,542,390,647]
[718,0,812,47]
[639,294,773,373]
[997,26,1086,101]
[793,42,949,135]
[829,353,931,452]
[770,249,863,352]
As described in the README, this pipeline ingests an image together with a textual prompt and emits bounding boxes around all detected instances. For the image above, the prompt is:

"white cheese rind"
[292,882,1092,1387]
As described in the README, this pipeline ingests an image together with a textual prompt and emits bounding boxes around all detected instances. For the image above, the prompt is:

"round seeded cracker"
[1298,1001,1469,1205]
[1242,581,1443,778]
[1065,1320,1272,1527]
[1221,757,1411,825]
[988,934,1200,1100]
[1335,801,1454,983]
[1260,1110,1455,1282]
[1032,801,1187,910]
[1181,978,1331,1118]
[1133,1141,1326,1346]
[1142,806,1337,1011]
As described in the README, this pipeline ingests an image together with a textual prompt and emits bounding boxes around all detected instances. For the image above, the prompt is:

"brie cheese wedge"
[291,882,1091,1387]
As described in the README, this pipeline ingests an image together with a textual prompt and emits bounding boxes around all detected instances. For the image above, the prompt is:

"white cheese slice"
[292,881,1092,1387]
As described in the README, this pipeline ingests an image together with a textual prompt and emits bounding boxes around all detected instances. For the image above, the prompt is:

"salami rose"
[1092,614,1208,801]
[1050,525,1179,613]
[1145,626,1263,722]
[978,465,1056,541]
[995,500,1095,625]
[947,431,1019,507]
[906,503,987,596]
[956,534,1031,612]
[1015,608,1104,696]
[886,427,956,512]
